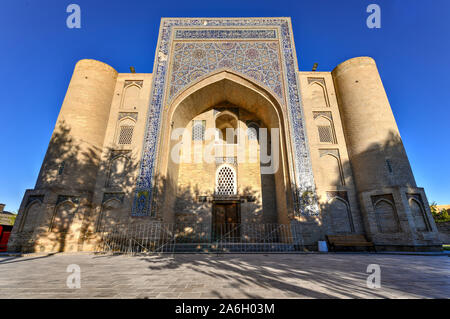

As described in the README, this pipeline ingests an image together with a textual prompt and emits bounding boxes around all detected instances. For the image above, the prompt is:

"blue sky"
[0,0,449,212]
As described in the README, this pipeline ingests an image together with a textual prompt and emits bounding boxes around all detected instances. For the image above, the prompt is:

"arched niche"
[315,115,335,144]
[97,198,123,231]
[107,154,130,188]
[116,117,136,145]
[408,198,429,232]
[326,197,354,234]
[246,122,260,141]
[19,201,42,233]
[374,199,400,233]
[51,201,77,233]
[215,164,237,195]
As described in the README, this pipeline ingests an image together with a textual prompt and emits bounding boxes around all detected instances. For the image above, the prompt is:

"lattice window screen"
[192,120,206,141]
[318,125,334,143]
[216,166,236,195]
[118,126,134,145]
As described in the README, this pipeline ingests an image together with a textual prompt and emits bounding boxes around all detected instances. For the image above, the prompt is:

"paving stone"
[0,254,448,298]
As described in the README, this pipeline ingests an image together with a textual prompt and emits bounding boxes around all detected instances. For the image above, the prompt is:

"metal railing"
[95,222,304,254]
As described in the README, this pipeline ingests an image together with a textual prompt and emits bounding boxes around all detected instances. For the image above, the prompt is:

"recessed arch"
[319,152,344,186]
[97,198,123,231]
[116,117,136,145]
[373,198,400,233]
[156,70,294,224]
[215,112,238,144]
[169,68,285,112]
[107,154,130,188]
[18,200,42,232]
[247,122,260,141]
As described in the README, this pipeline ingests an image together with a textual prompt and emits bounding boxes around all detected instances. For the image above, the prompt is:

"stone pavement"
[0,253,448,299]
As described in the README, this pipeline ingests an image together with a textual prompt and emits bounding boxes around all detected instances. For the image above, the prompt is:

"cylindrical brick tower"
[332,57,416,192]
[36,59,117,192]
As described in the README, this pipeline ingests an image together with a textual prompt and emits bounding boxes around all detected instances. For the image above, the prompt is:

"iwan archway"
[154,70,295,228]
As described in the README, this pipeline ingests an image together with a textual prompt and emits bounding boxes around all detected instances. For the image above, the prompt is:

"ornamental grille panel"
[192,120,205,141]
[247,125,259,140]
[118,126,134,145]
[216,165,236,195]
[318,125,334,143]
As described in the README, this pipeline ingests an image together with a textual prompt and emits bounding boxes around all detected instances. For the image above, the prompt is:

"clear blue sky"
[0,0,449,213]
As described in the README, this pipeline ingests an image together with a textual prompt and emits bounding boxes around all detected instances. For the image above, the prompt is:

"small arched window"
[19,201,41,233]
[215,164,237,195]
[192,120,206,141]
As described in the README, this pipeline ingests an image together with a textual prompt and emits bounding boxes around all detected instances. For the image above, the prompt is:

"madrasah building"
[8,18,442,253]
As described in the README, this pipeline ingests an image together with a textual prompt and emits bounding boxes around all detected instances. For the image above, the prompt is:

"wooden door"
[212,203,240,241]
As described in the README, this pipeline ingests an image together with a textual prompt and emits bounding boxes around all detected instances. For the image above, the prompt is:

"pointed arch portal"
[133,19,318,219]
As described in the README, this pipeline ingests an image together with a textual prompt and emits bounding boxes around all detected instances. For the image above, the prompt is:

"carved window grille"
[58,161,65,175]
[192,120,206,141]
[314,113,336,144]
[386,159,393,174]
[118,125,134,145]
[216,165,237,195]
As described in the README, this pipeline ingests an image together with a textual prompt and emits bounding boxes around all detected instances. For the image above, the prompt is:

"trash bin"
[318,241,328,252]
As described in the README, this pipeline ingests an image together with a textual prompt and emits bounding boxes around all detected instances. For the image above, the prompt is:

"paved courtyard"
[0,253,448,299]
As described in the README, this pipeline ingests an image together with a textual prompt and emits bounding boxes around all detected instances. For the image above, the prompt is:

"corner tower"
[9,59,118,252]
[332,57,441,251]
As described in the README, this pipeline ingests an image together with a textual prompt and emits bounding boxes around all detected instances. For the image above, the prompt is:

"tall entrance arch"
[133,18,318,223]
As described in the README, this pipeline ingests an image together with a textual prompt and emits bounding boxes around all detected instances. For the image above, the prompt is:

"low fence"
[95,222,304,254]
